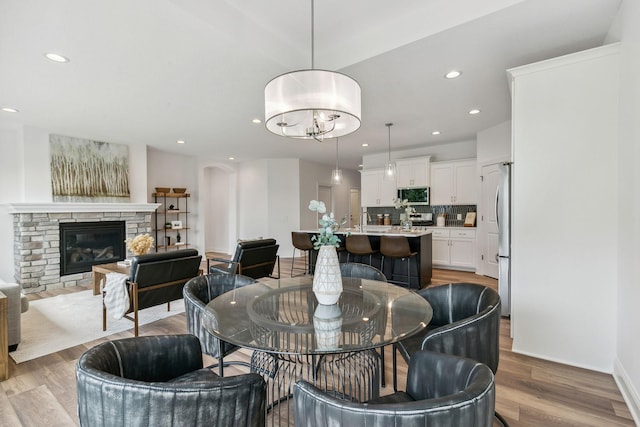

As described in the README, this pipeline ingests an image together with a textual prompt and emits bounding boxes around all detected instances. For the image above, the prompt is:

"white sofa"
[0,281,29,351]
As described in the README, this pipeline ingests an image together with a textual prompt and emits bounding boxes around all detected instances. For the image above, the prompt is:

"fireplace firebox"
[60,221,126,275]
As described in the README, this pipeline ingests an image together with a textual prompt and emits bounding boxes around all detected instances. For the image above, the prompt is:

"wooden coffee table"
[92,262,130,295]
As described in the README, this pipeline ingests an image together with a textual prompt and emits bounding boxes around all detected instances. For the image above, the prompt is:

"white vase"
[313,245,343,305]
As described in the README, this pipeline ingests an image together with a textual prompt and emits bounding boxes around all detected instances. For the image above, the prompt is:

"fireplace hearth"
[60,221,126,275]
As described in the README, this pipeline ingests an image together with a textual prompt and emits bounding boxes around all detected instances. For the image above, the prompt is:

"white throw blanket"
[102,272,130,319]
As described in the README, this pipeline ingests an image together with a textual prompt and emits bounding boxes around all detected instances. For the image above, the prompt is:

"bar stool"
[345,235,378,266]
[380,235,418,289]
[291,232,315,277]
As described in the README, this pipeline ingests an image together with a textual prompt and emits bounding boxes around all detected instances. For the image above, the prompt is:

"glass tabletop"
[203,276,433,355]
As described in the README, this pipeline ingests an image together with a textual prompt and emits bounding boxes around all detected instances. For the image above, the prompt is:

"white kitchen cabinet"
[430,228,451,265]
[360,169,396,207]
[430,160,477,205]
[427,227,476,271]
[395,156,431,188]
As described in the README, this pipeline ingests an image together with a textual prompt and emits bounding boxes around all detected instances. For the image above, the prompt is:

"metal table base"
[251,349,380,426]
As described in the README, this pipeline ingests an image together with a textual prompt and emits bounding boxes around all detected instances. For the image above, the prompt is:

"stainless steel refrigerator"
[496,162,511,317]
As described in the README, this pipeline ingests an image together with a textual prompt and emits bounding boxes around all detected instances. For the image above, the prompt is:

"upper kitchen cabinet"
[360,169,396,207]
[396,156,431,188]
[430,159,477,205]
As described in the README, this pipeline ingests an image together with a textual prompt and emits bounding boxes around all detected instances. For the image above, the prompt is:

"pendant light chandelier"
[264,0,361,142]
[384,123,396,180]
[332,138,343,184]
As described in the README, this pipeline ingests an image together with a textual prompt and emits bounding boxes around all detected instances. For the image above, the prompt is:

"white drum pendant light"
[265,0,361,141]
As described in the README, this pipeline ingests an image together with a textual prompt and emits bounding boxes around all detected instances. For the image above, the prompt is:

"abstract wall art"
[50,134,130,202]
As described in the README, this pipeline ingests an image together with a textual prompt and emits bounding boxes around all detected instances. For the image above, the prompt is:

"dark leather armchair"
[339,262,386,282]
[183,273,256,376]
[393,283,504,424]
[76,334,266,427]
[102,249,202,336]
[294,350,495,427]
[209,238,280,279]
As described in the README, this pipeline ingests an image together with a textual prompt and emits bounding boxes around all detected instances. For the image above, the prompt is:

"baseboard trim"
[613,358,640,426]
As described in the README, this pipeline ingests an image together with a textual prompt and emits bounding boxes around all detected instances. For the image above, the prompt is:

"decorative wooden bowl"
[172,188,187,193]
[155,187,170,193]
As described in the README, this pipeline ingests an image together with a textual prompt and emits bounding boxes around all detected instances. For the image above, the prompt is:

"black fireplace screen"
[60,221,126,276]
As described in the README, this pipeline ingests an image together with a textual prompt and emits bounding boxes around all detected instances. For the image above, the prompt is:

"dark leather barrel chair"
[339,262,389,384]
[76,334,266,427]
[294,350,495,427]
[183,273,256,376]
[393,282,504,424]
[339,262,386,282]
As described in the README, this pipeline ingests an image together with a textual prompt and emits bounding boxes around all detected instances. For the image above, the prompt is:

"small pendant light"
[332,137,343,184]
[384,123,396,180]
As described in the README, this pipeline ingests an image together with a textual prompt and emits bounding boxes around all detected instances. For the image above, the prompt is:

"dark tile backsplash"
[366,205,477,227]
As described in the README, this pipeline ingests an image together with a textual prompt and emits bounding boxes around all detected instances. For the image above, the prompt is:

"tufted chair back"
[76,335,266,427]
[294,350,495,427]
[183,273,256,376]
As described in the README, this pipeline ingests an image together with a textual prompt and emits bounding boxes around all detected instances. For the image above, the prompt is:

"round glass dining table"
[203,275,432,426]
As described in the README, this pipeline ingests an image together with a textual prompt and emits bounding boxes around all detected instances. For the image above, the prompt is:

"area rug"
[10,290,185,363]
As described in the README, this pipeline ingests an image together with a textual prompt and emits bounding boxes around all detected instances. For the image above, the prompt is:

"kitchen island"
[303,228,432,288]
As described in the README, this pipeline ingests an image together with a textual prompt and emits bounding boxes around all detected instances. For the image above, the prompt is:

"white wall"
[476,121,511,167]
[267,159,301,263]
[236,160,271,243]
[614,0,640,422]
[0,126,25,280]
[508,44,619,372]
[201,166,233,253]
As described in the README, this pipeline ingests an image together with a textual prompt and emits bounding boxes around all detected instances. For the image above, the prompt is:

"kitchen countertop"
[301,228,431,237]
[425,226,477,230]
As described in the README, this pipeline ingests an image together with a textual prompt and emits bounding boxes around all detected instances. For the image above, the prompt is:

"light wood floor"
[0,258,634,426]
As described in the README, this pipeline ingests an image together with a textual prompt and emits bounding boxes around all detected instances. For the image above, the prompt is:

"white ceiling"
[0,0,621,169]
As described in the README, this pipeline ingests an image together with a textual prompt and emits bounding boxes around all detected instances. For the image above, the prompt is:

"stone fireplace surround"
[7,203,159,294]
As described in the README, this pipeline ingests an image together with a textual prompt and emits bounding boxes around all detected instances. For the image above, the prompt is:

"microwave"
[397,187,430,205]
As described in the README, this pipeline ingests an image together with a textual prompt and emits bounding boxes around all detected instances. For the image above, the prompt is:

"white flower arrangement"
[308,200,348,249]
[393,198,416,217]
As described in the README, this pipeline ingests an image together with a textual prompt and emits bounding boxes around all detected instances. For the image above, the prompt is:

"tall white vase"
[313,245,343,305]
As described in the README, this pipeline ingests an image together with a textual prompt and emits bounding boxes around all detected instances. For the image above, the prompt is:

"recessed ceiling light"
[228,157,235,160]
[1,107,19,113]
[468,109,481,115]
[177,140,185,144]
[445,70,461,79]
[44,52,69,63]
[431,130,441,135]
[252,118,261,124]
[358,164,363,168]
[362,143,369,147]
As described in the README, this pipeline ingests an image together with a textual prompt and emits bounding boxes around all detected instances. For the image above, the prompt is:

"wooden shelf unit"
[153,192,191,252]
